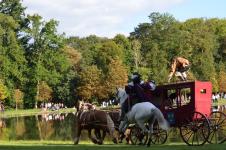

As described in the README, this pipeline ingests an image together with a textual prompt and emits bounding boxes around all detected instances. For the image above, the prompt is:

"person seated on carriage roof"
[168,56,190,82]
[120,72,156,121]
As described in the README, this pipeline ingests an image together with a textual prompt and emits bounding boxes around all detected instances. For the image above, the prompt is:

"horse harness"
[79,110,110,128]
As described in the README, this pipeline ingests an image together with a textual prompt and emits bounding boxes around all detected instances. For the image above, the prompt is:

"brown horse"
[107,110,131,144]
[74,109,117,145]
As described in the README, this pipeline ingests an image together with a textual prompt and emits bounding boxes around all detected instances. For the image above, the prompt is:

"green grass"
[212,99,226,106]
[0,108,76,118]
[0,141,225,150]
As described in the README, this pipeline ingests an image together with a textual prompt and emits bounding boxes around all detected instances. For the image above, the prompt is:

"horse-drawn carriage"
[129,80,226,146]
[74,80,226,146]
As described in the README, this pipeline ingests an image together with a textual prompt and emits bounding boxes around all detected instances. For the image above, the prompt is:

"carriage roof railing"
[158,80,211,86]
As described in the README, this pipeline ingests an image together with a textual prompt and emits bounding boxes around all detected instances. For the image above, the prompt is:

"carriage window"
[180,88,191,106]
[200,89,206,94]
[166,89,177,109]
[166,88,191,109]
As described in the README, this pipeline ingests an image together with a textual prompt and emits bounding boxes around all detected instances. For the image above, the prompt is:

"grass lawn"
[0,141,225,150]
[212,99,226,106]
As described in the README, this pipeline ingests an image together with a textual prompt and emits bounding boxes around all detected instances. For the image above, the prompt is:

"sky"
[23,0,226,38]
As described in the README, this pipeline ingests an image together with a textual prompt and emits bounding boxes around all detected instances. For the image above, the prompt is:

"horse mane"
[117,88,128,105]
[106,113,115,135]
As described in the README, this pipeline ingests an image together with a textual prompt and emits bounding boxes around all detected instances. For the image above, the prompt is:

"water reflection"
[0,113,76,141]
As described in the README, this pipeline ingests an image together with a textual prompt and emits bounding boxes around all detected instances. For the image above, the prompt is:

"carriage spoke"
[180,112,210,146]
[191,131,195,145]
[208,111,226,144]
[182,128,193,136]
[208,129,215,141]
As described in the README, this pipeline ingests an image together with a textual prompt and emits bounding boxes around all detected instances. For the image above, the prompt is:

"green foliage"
[53,70,78,107]
[0,13,26,107]
[23,14,70,108]
[37,81,53,102]
[14,88,23,109]
[113,34,133,68]
[0,79,8,101]
[0,0,27,30]
[104,59,128,98]
[77,65,103,102]
[95,40,124,72]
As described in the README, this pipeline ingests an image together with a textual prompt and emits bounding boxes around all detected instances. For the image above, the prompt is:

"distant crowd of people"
[212,92,226,102]
[41,113,66,122]
[101,99,119,108]
[40,102,67,111]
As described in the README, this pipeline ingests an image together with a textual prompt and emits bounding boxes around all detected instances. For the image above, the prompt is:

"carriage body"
[148,80,212,127]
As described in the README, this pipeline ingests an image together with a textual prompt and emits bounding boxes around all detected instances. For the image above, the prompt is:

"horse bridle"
[115,89,120,102]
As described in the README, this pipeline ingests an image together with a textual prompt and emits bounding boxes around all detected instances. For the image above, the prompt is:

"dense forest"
[1,0,226,109]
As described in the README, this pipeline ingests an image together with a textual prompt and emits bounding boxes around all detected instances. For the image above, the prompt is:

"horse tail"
[106,113,115,135]
[154,108,169,131]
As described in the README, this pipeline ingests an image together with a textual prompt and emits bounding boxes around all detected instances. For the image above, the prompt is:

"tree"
[217,63,226,92]
[0,80,8,101]
[182,18,218,90]
[131,39,142,71]
[23,14,69,108]
[0,0,30,48]
[77,65,102,102]
[95,40,124,72]
[130,12,178,83]
[0,13,27,107]
[0,0,28,31]
[14,89,23,110]
[63,46,81,67]
[113,34,133,68]
[104,59,128,99]
[145,43,168,83]
[37,81,53,103]
[52,46,82,107]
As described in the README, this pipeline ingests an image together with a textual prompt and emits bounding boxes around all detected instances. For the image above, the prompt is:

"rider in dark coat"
[120,72,156,121]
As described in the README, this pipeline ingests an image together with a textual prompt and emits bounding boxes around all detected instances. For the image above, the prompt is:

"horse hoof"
[97,141,103,145]
[73,139,79,145]
[112,138,118,144]
[92,139,98,144]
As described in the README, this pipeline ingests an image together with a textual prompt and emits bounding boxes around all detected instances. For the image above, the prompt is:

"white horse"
[116,88,169,145]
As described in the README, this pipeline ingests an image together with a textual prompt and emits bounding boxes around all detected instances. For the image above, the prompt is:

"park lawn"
[0,141,225,150]
[212,99,226,106]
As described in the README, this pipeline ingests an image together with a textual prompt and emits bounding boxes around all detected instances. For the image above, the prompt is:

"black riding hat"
[131,72,141,84]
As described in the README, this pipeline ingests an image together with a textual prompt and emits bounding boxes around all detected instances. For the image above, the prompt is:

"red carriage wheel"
[208,111,226,144]
[179,111,210,146]
[129,125,148,145]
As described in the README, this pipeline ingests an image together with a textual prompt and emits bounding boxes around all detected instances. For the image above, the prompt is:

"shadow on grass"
[0,143,226,150]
